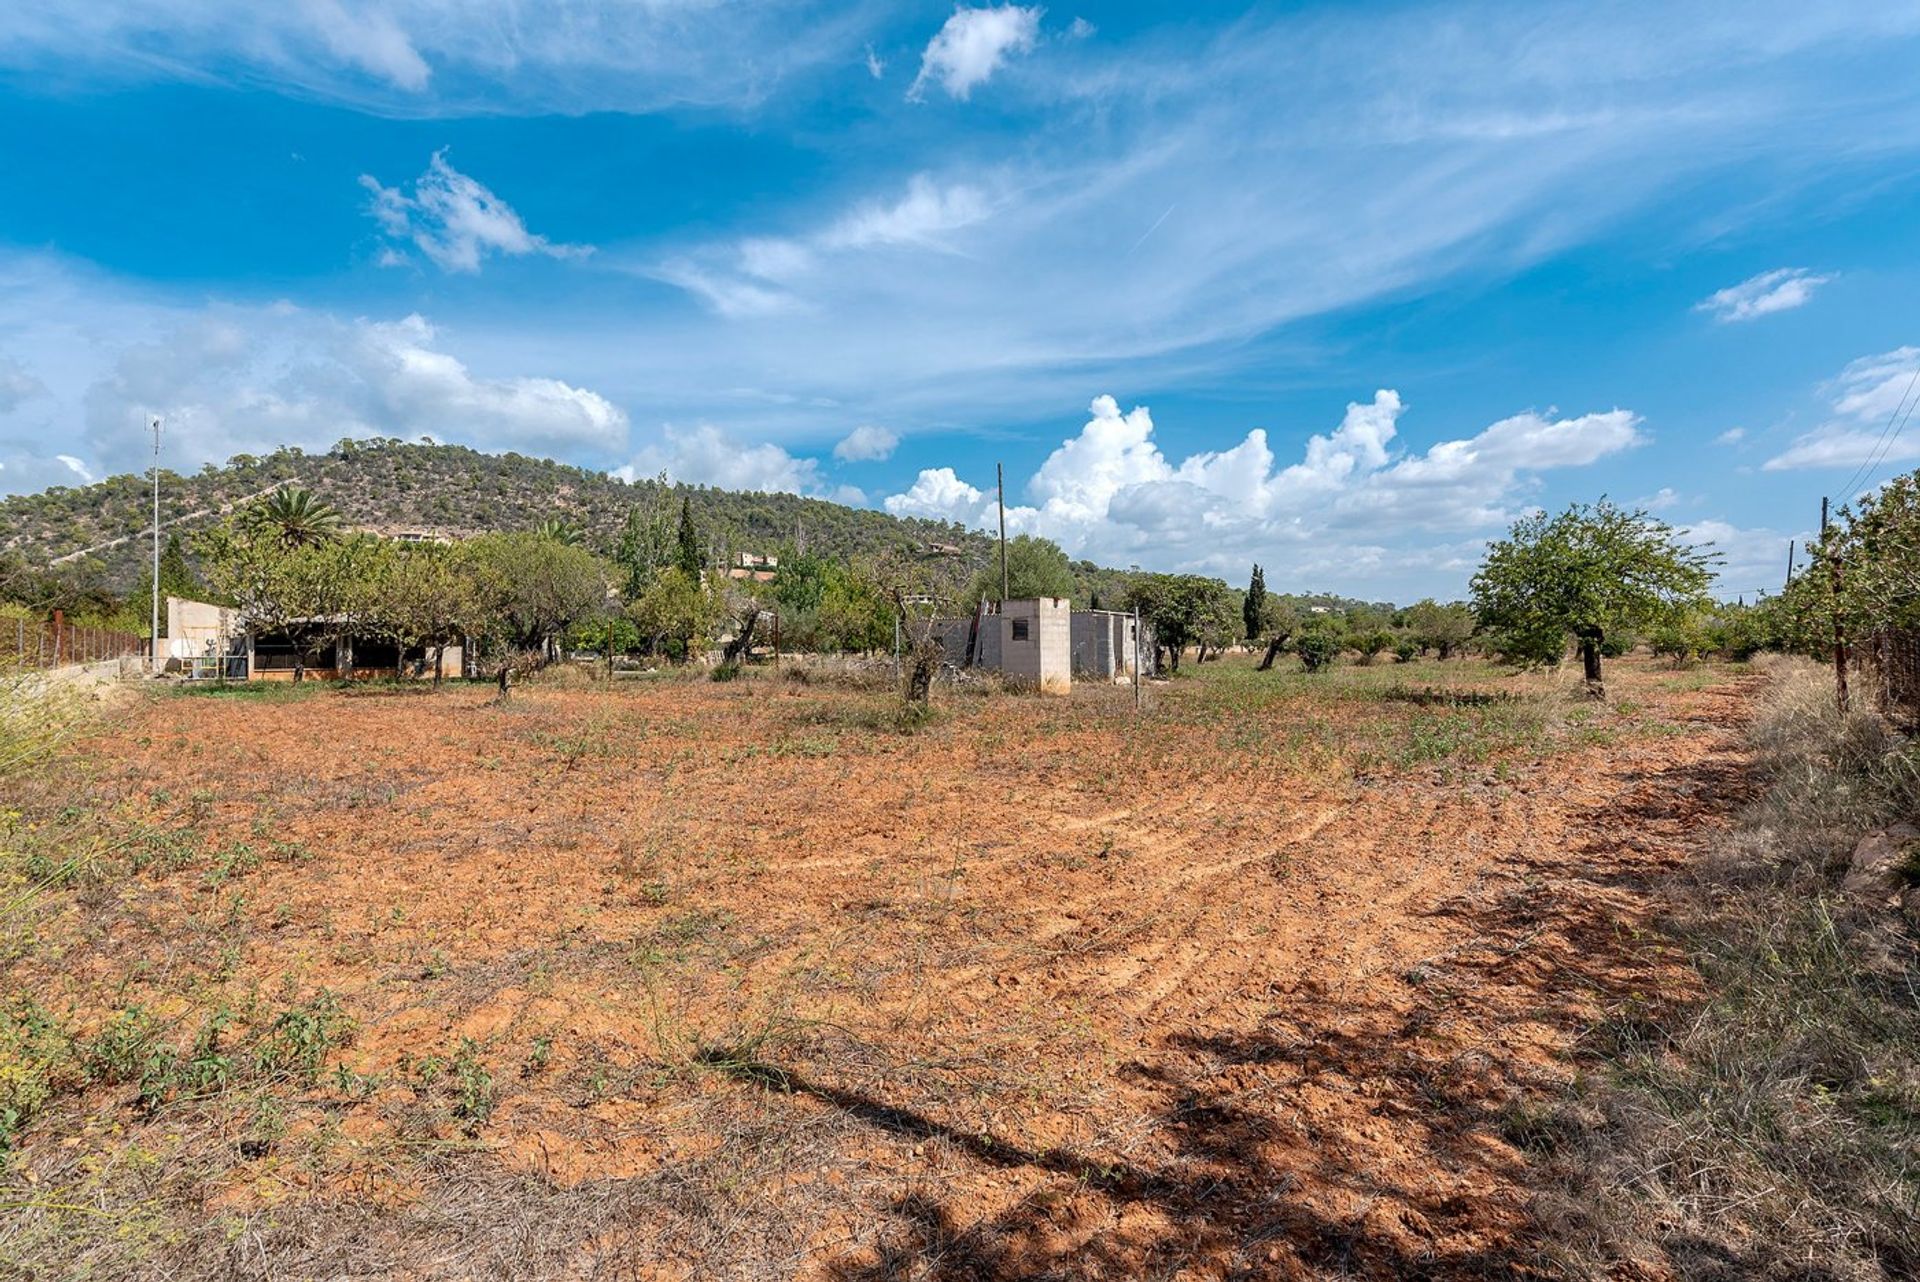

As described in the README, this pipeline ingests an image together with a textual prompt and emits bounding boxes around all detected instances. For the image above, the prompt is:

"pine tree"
[674,496,705,580]
[1243,563,1266,640]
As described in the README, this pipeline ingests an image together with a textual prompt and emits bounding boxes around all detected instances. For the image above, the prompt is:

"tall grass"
[1536,659,1920,1280]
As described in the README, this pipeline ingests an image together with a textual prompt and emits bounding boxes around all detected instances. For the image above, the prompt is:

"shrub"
[1296,632,1340,673]
[1393,638,1419,663]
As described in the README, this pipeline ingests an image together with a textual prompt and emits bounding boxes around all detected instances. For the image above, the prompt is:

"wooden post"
[1132,605,1142,711]
[1823,497,1849,712]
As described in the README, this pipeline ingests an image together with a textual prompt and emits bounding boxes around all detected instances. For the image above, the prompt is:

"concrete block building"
[1070,608,1149,682]
[928,598,1148,692]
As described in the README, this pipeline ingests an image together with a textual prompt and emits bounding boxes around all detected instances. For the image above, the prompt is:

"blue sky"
[2,1,1918,600]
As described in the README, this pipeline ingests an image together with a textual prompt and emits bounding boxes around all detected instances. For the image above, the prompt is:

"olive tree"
[1406,599,1475,659]
[1470,499,1715,694]
[1122,573,1236,673]
[1254,596,1301,671]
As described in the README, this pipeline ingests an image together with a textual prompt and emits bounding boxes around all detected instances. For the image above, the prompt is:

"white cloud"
[343,314,627,453]
[24,298,631,484]
[1674,517,1794,599]
[360,150,589,274]
[54,454,94,482]
[1715,427,1746,444]
[1696,267,1834,323]
[884,466,988,524]
[883,390,1645,583]
[833,424,899,462]
[822,175,993,250]
[908,5,1041,101]
[0,356,46,412]
[1764,346,1920,471]
[0,0,876,116]
[1635,486,1681,510]
[865,43,886,78]
[655,173,996,316]
[300,0,431,90]
[619,424,822,495]
[653,260,803,319]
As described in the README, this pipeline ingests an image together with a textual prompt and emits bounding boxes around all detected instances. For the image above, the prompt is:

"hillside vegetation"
[0,438,992,593]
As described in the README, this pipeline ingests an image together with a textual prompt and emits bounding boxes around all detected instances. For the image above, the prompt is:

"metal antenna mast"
[150,416,162,675]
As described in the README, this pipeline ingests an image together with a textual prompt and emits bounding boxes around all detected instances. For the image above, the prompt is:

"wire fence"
[1859,628,1920,730]
[1,616,148,670]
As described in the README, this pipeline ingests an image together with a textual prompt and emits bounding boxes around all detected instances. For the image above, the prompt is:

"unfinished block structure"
[1070,608,1149,682]
[928,599,1150,692]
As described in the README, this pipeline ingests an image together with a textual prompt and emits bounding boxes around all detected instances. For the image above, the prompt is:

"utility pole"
[996,462,1008,603]
[1132,604,1142,711]
[1822,496,1849,711]
[150,416,163,676]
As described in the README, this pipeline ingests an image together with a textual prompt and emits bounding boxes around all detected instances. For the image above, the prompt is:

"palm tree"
[249,487,342,548]
[534,517,584,547]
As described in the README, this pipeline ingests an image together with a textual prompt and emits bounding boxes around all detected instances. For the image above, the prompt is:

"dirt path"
[13,666,1761,1279]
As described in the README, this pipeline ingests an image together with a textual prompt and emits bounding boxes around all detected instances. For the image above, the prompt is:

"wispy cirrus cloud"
[361,150,590,274]
[1696,267,1834,322]
[0,0,884,115]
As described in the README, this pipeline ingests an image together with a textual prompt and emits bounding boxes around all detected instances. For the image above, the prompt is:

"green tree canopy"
[964,534,1075,609]
[1470,499,1716,690]
[1122,572,1237,672]
[467,532,610,654]
[1406,598,1475,659]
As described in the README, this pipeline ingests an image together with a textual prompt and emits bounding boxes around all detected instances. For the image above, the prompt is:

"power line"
[1837,361,1920,501]
[1854,379,1920,499]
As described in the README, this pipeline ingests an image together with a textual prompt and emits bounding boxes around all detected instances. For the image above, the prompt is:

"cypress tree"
[674,495,704,580]
[1243,563,1266,640]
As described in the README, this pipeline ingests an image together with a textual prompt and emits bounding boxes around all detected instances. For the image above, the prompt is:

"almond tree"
[1471,499,1716,695]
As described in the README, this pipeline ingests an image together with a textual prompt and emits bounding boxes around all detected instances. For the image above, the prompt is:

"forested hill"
[0,438,996,591]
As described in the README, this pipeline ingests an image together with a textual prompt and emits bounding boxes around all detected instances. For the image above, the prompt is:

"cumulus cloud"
[885,390,1645,579]
[1696,267,1834,323]
[884,466,990,525]
[361,150,589,273]
[57,304,628,482]
[1764,346,1920,471]
[619,424,823,495]
[833,424,898,462]
[908,4,1041,101]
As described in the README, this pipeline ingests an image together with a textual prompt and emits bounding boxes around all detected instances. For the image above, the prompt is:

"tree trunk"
[1257,635,1287,671]
[496,663,512,703]
[1579,633,1604,697]
[431,644,444,689]
[721,610,760,666]
[1196,642,1210,665]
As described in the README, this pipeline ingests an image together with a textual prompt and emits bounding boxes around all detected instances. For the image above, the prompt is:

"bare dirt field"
[1,656,1758,1279]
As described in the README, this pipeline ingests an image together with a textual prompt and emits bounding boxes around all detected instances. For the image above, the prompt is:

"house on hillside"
[726,552,779,582]
[162,596,464,681]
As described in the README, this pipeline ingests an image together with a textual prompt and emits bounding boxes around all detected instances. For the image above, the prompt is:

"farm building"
[162,596,464,681]
[928,599,1151,692]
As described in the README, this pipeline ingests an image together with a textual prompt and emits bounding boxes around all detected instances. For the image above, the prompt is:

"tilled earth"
[4,659,1757,1280]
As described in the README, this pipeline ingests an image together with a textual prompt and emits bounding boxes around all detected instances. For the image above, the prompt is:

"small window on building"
[1011,618,1030,641]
